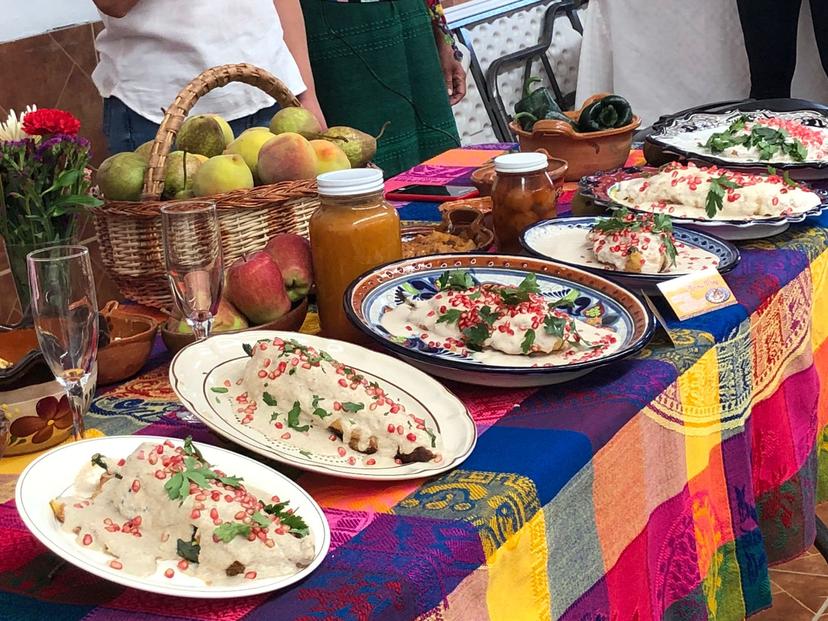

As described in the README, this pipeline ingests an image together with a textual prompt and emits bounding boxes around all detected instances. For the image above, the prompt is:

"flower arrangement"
[0,107,101,322]
[0,107,100,248]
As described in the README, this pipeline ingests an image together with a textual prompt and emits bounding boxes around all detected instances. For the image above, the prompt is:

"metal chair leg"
[815,516,828,562]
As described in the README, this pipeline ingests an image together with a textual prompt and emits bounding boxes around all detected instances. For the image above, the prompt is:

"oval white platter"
[169,331,476,481]
[15,435,331,599]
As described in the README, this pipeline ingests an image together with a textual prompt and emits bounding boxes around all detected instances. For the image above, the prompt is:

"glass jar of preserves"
[310,169,401,342]
[491,152,557,253]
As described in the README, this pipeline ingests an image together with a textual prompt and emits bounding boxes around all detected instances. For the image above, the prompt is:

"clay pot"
[509,93,641,182]
[97,302,159,385]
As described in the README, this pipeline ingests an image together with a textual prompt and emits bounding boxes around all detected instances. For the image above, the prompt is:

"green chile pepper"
[513,111,538,132]
[578,95,633,132]
[514,77,562,128]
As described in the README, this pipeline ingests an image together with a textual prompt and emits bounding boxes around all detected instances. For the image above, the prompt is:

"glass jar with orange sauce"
[491,152,557,253]
[309,169,401,342]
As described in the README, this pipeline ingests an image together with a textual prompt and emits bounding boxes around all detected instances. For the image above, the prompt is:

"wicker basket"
[91,63,320,310]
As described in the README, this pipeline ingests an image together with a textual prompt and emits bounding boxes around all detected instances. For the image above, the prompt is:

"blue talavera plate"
[520,216,740,292]
[344,254,655,387]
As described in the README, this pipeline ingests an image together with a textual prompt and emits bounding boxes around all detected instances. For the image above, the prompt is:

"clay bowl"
[97,308,159,385]
[0,328,67,456]
[471,156,569,196]
[161,297,309,356]
[509,93,640,182]
[402,206,495,258]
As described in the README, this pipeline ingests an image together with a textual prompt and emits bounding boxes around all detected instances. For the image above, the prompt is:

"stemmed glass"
[160,201,223,340]
[27,245,99,441]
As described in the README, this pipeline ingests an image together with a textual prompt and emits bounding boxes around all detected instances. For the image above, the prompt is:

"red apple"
[225,251,291,324]
[263,234,314,302]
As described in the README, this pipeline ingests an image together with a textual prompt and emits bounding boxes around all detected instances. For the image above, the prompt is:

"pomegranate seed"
[164,568,175,578]
[337,447,347,457]
[148,453,158,465]
[109,560,123,570]
[387,423,396,433]
[281,432,291,440]
[156,445,164,454]
[191,510,201,519]
[225,494,234,502]
[82,534,92,546]
[133,516,142,526]
[235,510,246,520]
[258,370,268,378]
[154,470,166,480]
[210,508,219,520]
[177,560,189,570]
[366,458,376,466]
[117,458,126,466]
[131,479,141,492]
[244,571,257,580]
[265,539,275,548]
[396,425,404,435]
[406,433,417,442]
[347,456,356,465]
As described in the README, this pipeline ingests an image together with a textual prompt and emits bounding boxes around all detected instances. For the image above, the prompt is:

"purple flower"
[34,133,90,161]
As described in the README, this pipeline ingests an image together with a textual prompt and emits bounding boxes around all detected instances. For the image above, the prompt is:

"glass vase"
[4,237,74,328]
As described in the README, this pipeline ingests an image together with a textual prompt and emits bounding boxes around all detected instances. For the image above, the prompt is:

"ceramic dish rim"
[519,216,741,284]
[344,253,657,376]
[579,166,828,226]
[168,331,477,481]
[646,108,828,170]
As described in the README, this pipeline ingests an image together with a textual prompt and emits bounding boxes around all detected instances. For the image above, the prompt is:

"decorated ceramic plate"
[344,254,655,387]
[170,331,475,481]
[15,435,330,598]
[647,109,828,178]
[580,166,828,240]
[520,216,740,292]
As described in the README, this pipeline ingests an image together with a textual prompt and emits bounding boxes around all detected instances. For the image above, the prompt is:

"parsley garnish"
[498,273,541,306]
[262,392,277,407]
[287,401,309,432]
[164,454,242,501]
[702,116,807,162]
[705,175,741,218]
[478,305,498,326]
[437,270,475,291]
[462,322,490,350]
[213,522,251,543]
[548,288,580,309]
[436,309,462,325]
[263,501,310,538]
[341,402,364,413]
[544,315,567,338]
[210,387,228,394]
[91,453,123,479]
[521,329,536,354]
[251,511,271,527]
[423,427,437,448]
[311,395,330,418]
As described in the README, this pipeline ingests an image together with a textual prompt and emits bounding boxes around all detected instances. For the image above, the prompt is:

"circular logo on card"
[705,287,731,304]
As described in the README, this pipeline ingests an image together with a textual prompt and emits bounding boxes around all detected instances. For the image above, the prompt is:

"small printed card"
[657,268,737,321]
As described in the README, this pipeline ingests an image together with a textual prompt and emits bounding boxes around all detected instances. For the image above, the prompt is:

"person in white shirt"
[92,0,326,154]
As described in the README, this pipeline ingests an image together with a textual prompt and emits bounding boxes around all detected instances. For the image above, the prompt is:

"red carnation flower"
[22,108,81,136]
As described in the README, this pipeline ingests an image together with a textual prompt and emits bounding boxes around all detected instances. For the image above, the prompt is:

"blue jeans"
[102,97,281,155]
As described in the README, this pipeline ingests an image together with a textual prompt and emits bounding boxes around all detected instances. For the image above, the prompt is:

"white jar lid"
[317,168,384,196]
[494,152,548,173]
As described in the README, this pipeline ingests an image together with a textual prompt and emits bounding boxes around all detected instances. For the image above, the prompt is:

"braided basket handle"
[142,63,301,200]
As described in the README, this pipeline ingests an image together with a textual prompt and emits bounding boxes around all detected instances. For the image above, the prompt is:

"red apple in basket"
[263,234,314,302]
[225,251,292,324]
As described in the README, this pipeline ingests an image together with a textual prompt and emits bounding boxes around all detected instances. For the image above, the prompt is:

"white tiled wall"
[448,2,584,145]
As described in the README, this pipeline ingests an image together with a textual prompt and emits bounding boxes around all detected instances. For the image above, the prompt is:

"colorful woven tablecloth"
[2,146,827,620]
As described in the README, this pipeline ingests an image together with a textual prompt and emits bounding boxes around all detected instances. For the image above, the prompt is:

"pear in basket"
[257,132,317,183]
[176,114,234,158]
[269,107,321,139]
[134,140,154,160]
[97,152,147,201]
[224,131,277,183]
[321,124,384,168]
[191,154,254,196]
[162,151,208,199]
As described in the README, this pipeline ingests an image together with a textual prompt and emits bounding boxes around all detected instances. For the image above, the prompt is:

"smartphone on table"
[385,184,479,202]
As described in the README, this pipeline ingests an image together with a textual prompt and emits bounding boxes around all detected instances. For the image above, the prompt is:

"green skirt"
[301,0,461,177]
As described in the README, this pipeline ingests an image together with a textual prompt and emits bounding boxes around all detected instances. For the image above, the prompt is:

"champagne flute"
[161,201,223,340]
[27,245,98,441]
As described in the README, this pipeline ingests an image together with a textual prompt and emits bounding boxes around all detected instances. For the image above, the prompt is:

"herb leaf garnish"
[520,329,535,354]
[287,401,310,432]
[213,522,251,543]
[262,392,277,407]
[705,174,741,218]
[341,402,364,413]
[436,309,462,325]
[263,501,310,538]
